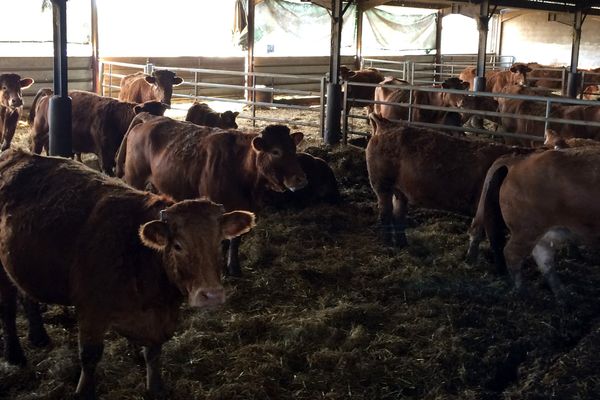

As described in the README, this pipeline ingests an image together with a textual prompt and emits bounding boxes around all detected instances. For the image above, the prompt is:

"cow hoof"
[28,329,50,348]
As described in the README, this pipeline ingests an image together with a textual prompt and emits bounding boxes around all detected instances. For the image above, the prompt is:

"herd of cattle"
[0,61,599,398]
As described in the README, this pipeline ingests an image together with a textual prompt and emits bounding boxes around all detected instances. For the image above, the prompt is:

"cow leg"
[0,110,18,151]
[504,236,534,294]
[0,271,26,365]
[20,295,50,347]
[75,153,83,163]
[531,229,569,299]
[76,318,107,400]
[392,192,408,248]
[143,344,166,397]
[375,190,394,245]
[227,236,242,277]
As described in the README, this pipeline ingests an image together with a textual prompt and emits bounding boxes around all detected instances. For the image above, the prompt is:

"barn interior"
[2,1,600,399]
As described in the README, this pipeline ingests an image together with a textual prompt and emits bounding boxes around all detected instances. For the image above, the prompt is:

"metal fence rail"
[101,60,328,136]
[342,79,600,144]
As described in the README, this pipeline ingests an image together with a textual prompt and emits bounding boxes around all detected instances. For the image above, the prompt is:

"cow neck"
[240,133,266,198]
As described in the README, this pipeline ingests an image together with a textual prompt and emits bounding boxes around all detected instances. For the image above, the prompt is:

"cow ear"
[291,131,304,146]
[252,136,265,152]
[173,76,183,86]
[369,113,386,134]
[20,78,34,89]
[139,220,170,251]
[233,111,239,117]
[510,66,517,73]
[145,76,157,84]
[220,211,256,239]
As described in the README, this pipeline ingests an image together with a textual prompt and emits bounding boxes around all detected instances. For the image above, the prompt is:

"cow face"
[339,66,355,80]
[219,111,239,129]
[144,70,183,105]
[441,77,470,108]
[0,74,34,109]
[139,199,255,308]
[133,100,170,116]
[509,64,532,86]
[251,125,308,192]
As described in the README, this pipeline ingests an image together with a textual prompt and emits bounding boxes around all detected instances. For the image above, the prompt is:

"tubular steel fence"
[100,59,328,137]
[341,80,600,145]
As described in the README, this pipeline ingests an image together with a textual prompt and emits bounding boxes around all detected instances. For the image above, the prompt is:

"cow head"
[368,112,396,135]
[441,77,470,108]
[509,63,532,86]
[144,70,183,105]
[340,66,355,80]
[219,110,239,129]
[0,74,34,109]
[134,100,170,116]
[251,125,308,192]
[139,199,255,308]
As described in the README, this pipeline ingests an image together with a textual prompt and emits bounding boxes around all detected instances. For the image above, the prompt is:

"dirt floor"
[1,109,600,400]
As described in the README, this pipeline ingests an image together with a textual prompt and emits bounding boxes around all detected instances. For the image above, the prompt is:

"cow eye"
[173,242,183,251]
[271,149,282,157]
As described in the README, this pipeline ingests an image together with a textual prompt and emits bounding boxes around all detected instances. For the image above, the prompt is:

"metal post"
[341,81,349,145]
[567,8,583,98]
[324,0,343,145]
[355,6,363,70]
[407,89,413,122]
[245,0,255,102]
[544,99,551,133]
[90,0,99,93]
[474,0,490,92]
[49,0,72,158]
[319,76,326,138]
[144,61,154,75]
[434,10,443,82]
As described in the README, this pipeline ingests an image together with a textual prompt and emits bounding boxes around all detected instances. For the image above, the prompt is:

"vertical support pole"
[434,10,443,83]
[90,0,99,93]
[567,8,583,98]
[341,80,349,145]
[319,76,326,138]
[544,99,551,133]
[407,89,413,123]
[355,6,363,70]
[49,0,72,158]
[474,0,490,92]
[324,0,343,145]
[245,0,255,103]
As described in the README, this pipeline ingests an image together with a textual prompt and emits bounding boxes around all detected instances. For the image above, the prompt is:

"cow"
[466,147,600,300]
[366,113,531,248]
[340,66,385,112]
[544,128,600,149]
[116,116,307,276]
[264,152,340,208]
[457,94,501,129]
[0,73,34,151]
[582,84,600,100]
[0,149,255,398]
[373,77,469,132]
[29,90,168,175]
[118,70,183,105]
[459,63,532,93]
[185,101,239,129]
[527,62,564,90]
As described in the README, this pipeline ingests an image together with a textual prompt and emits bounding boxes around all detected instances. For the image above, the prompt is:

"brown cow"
[582,84,600,100]
[118,70,183,105]
[185,101,239,129]
[340,66,385,111]
[29,90,168,175]
[116,116,307,276]
[468,147,600,299]
[459,63,532,93]
[527,62,564,90]
[264,152,340,208]
[0,149,255,398]
[544,128,600,149]
[0,73,34,151]
[374,77,469,131]
[366,113,531,247]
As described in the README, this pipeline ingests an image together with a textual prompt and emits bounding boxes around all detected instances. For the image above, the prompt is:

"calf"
[116,116,307,276]
[340,66,385,112]
[0,74,34,151]
[0,149,255,398]
[264,152,340,207]
[468,148,600,299]
[185,102,239,129]
[366,113,531,247]
[459,63,532,93]
[118,70,183,105]
[29,90,168,175]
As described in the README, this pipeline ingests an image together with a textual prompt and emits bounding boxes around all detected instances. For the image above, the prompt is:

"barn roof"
[295,0,600,15]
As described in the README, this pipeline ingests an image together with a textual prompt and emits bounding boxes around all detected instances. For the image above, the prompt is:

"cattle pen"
[3,1,600,400]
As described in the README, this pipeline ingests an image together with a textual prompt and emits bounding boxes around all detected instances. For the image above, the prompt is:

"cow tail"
[115,113,145,178]
[466,158,511,273]
[28,88,53,125]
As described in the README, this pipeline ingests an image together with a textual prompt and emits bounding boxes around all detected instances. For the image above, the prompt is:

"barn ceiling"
[294,0,600,15]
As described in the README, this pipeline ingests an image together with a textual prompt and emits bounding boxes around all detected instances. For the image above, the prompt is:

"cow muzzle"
[284,173,308,192]
[188,287,226,308]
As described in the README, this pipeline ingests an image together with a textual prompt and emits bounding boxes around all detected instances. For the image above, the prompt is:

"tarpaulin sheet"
[363,7,437,52]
